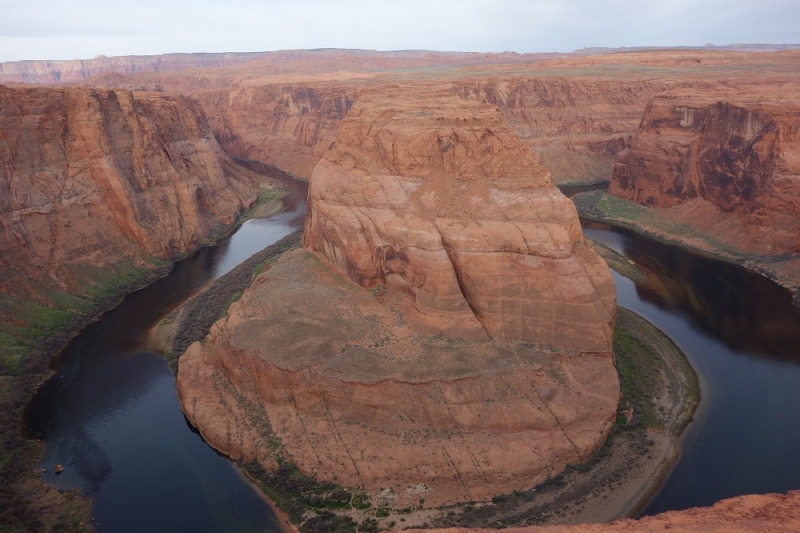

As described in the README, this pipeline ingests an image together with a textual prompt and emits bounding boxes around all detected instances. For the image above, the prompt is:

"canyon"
[62,48,800,190]
[0,85,281,363]
[0,84,282,530]
[2,46,800,532]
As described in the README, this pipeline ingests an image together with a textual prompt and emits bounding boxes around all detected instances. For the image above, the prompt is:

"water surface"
[25,162,307,532]
[23,175,800,529]
[583,223,800,514]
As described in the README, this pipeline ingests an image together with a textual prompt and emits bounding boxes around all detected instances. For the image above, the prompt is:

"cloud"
[0,0,798,61]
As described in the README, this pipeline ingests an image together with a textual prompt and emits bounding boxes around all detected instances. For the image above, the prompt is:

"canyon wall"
[0,49,554,85]
[195,78,665,185]
[454,79,667,184]
[0,85,265,338]
[609,97,800,255]
[194,84,358,179]
[0,52,278,85]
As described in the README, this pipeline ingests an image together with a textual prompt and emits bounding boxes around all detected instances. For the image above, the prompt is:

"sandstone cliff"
[304,90,616,349]
[69,49,800,187]
[0,85,266,355]
[453,79,665,185]
[609,97,800,256]
[177,91,619,509]
[408,490,800,532]
[195,84,358,180]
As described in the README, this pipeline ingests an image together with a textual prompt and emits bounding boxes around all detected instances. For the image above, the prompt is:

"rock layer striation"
[304,91,616,349]
[0,85,264,326]
[178,92,619,509]
[609,97,800,256]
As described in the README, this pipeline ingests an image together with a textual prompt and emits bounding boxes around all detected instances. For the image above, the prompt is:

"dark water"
[583,223,800,514]
[24,162,307,532]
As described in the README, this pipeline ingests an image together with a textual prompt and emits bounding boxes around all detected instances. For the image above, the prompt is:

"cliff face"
[0,84,261,299]
[609,97,800,255]
[0,53,282,85]
[454,79,667,184]
[304,90,616,349]
[201,78,662,185]
[195,84,358,179]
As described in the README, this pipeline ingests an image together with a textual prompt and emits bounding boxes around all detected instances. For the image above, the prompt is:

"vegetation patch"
[573,190,800,304]
[0,257,173,532]
[587,240,650,287]
[161,229,303,370]
[423,307,699,529]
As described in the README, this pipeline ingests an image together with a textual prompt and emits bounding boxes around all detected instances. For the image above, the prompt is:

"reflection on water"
[583,223,800,514]
[25,163,307,532]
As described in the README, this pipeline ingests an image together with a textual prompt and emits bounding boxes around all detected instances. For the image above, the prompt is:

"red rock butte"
[304,89,617,350]
[177,88,619,508]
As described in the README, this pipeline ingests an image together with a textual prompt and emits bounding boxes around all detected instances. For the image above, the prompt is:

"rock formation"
[609,97,800,256]
[195,84,358,180]
[453,78,662,185]
[63,49,800,187]
[177,91,618,509]
[305,90,616,349]
[0,85,265,324]
[408,490,800,532]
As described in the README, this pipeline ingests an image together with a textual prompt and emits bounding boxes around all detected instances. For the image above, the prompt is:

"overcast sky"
[1,0,799,62]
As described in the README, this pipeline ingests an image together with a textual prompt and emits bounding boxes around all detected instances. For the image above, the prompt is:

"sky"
[1,0,799,62]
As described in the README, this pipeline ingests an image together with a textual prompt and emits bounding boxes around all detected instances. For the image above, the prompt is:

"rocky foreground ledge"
[405,490,800,532]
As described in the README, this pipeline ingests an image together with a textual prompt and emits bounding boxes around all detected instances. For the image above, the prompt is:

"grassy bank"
[151,228,304,371]
[573,190,800,305]
[0,257,171,532]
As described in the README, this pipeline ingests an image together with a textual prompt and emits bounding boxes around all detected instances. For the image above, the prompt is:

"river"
[22,175,800,530]
[582,222,800,514]
[24,161,306,532]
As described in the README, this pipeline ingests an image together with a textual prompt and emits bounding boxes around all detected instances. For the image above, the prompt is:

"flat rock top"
[228,249,579,384]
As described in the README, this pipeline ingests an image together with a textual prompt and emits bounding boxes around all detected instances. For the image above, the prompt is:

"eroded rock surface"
[0,85,264,317]
[70,49,800,186]
[304,90,616,350]
[196,84,358,180]
[177,249,619,508]
[178,92,619,509]
[609,97,800,256]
